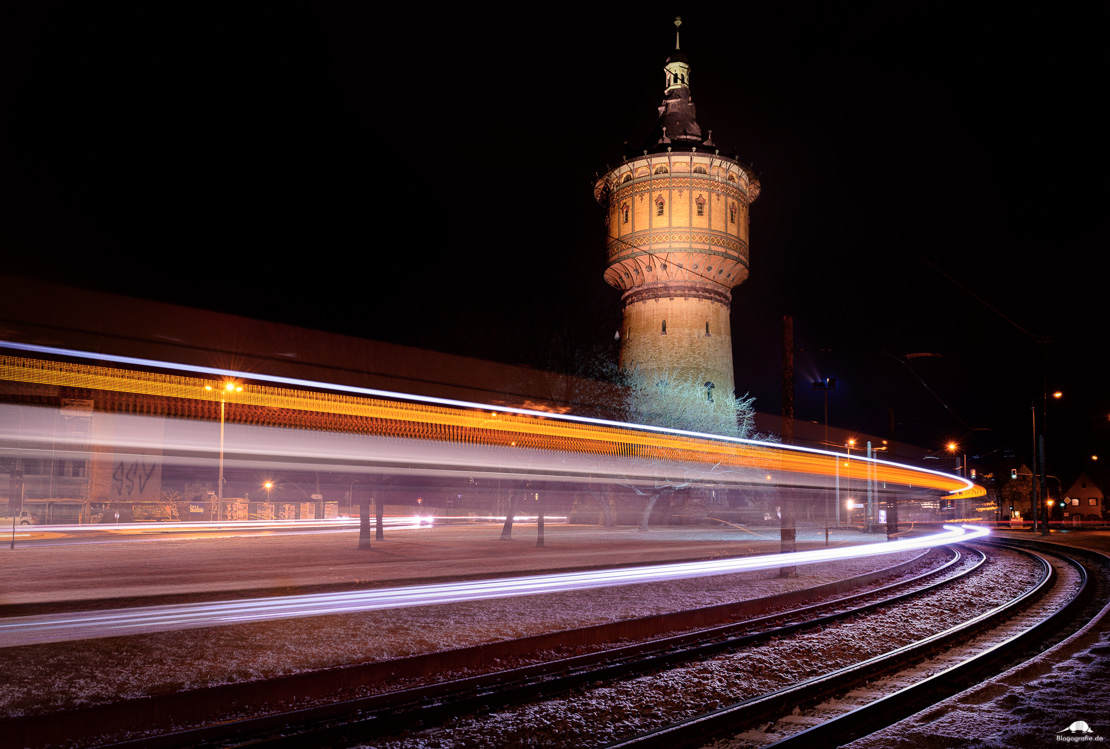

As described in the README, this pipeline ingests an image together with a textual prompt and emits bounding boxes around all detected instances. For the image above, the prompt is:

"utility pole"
[779,316,796,578]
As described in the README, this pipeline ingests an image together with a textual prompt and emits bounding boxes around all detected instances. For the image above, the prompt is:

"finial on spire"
[674,16,682,49]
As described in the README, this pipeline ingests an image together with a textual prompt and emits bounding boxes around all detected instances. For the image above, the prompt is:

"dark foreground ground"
[0,522,1107,747]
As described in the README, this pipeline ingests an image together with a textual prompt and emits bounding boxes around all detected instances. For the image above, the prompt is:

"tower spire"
[596,19,762,396]
[651,18,700,148]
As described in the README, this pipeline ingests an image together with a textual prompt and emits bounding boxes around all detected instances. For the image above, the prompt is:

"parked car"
[0,508,38,526]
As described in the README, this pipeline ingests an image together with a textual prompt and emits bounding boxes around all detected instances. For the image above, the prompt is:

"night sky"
[2,4,1107,483]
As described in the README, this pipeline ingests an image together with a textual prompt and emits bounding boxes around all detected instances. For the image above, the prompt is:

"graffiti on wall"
[111,459,159,497]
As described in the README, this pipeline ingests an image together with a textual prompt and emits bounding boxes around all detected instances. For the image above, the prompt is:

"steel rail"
[89,546,983,749]
[606,542,1095,749]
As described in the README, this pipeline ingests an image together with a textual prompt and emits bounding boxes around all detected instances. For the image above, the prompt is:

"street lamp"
[1031,391,1062,535]
[812,377,836,544]
[946,441,965,477]
[841,438,856,527]
[206,381,242,523]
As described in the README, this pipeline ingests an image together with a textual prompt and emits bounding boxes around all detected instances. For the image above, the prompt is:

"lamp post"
[946,441,965,520]
[1031,391,1062,535]
[865,441,888,531]
[206,381,242,523]
[842,438,856,527]
[812,377,836,545]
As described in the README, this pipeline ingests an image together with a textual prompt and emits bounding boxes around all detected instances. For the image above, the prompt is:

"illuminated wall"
[595,60,760,395]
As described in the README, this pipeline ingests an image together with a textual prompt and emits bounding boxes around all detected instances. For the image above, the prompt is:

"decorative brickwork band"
[622,282,732,308]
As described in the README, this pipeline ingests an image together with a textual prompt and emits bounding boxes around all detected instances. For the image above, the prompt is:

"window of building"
[621,202,629,223]
[654,165,669,175]
[705,322,710,335]
[661,320,667,334]
[705,381,715,402]
[621,173,633,184]
[695,195,705,216]
[727,173,737,183]
[656,198,665,216]
[693,165,707,174]
[1090,498,1099,506]
[729,203,736,223]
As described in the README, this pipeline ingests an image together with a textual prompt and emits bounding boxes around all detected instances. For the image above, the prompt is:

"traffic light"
[970,468,977,480]
[1011,468,1018,480]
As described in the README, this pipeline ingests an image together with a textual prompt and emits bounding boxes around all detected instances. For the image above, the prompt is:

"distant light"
[1052,391,1063,399]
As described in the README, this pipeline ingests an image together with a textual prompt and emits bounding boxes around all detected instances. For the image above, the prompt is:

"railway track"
[18,537,1107,749]
[610,538,1102,748]
[88,542,1004,747]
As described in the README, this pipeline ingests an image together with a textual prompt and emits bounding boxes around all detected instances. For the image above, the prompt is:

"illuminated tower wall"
[595,23,760,395]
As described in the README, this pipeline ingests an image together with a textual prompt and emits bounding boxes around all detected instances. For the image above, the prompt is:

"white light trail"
[0,340,974,492]
[0,525,988,647]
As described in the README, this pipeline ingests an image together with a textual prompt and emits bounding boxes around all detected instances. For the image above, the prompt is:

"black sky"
[2,3,1107,482]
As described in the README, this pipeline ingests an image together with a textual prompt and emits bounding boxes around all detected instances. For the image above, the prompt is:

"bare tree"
[618,369,771,530]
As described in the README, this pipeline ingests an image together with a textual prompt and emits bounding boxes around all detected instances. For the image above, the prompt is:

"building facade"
[595,19,760,396]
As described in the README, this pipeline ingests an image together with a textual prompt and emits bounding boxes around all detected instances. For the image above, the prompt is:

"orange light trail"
[0,346,979,499]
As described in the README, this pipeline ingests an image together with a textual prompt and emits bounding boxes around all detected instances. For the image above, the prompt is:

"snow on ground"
[3,524,1106,749]
[366,546,1046,748]
[0,523,923,717]
[843,532,1110,749]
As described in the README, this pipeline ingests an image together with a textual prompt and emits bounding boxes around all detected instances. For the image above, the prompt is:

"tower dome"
[595,18,760,395]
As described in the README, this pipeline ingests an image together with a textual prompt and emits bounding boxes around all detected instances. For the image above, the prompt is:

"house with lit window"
[1062,474,1105,524]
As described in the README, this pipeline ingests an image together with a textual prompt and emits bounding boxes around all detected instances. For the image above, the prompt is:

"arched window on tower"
[729,203,736,224]
[661,320,667,334]
[654,165,669,175]
[727,173,737,183]
[656,196,666,216]
[693,165,707,174]
[621,202,629,223]
[695,195,706,216]
[621,173,633,184]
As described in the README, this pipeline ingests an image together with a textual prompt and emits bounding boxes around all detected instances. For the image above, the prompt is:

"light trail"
[0,344,980,497]
[0,525,989,647]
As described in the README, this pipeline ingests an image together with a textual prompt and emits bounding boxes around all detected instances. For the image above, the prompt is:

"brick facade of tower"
[595,34,760,395]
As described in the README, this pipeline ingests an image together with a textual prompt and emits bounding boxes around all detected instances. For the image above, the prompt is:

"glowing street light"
[946,441,965,478]
[840,438,857,528]
[812,377,837,545]
[206,381,243,523]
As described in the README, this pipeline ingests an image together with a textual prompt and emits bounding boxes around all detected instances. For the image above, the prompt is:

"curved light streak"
[0,525,988,647]
[0,341,976,496]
